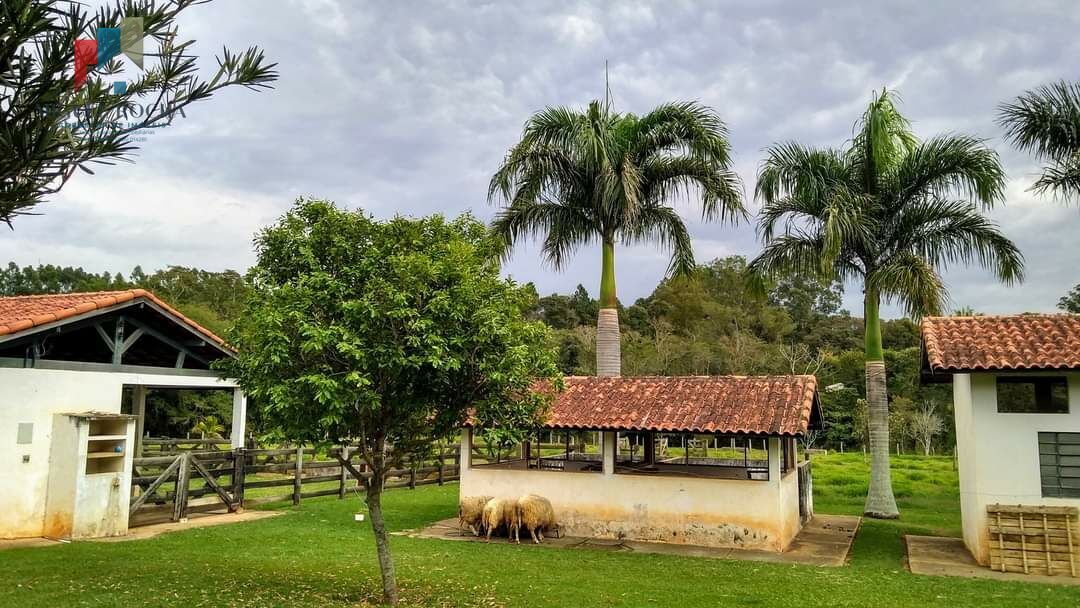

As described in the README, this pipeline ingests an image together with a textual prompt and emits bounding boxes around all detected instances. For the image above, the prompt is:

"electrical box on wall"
[16,423,33,444]
[43,412,136,539]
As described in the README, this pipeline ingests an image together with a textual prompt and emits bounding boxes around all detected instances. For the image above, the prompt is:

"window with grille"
[1039,432,1080,498]
[997,377,1069,413]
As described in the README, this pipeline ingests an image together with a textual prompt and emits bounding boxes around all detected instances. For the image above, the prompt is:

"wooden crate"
[986,504,1079,577]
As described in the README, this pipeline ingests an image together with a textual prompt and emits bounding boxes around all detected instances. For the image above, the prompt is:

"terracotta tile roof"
[0,289,228,348]
[534,375,820,436]
[921,314,1080,373]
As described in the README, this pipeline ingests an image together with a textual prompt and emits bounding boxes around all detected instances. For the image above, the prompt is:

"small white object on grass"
[354,513,365,522]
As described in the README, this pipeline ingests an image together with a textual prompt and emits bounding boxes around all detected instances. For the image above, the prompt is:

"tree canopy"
[1,0,276,225]
[215,199,561,605]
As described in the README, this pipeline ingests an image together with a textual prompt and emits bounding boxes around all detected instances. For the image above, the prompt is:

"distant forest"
[3,259,1077,453]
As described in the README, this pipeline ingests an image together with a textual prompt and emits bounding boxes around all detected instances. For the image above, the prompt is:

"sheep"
[516,494,556,544]
[458,495,492,537]
[481,497,514,542]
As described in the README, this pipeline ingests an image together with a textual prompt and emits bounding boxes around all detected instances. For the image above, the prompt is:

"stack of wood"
[987,504,1079,576]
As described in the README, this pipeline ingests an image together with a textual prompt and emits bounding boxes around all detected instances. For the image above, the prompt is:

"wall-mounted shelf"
[88,434,127,441]
[87,451,124,459]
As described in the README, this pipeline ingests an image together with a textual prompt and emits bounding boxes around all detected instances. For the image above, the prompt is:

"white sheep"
[481,497,514,542]
[515,494,556,544]
[458,495,492,536]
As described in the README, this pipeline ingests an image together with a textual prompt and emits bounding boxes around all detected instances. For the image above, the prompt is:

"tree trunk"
[596,239,621,377]
[863,290,900,519]
[366,479,399,604]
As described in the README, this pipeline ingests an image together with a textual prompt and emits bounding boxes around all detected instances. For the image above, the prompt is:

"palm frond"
[890,135,1006,209]
[1032,155,1080,201]
[868,253,946,318]
[642,156,744,223]
[623,204,696,277]
[885,197,1024,285]
[489,200,595,270]
[998,80,1080,162]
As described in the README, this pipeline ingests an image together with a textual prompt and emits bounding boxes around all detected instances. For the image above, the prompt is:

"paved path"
[906,535,1080,586]
[0,510,281,550]
[402,513,861,567]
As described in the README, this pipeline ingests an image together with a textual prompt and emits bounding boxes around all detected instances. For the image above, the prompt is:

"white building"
[0,290,245,540]
[461,375,821,552]
[922,314,1080,566]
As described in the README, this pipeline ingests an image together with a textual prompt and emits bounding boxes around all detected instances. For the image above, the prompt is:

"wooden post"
[409,457,417,489]
[339,446,350,499]
[173,452,191,521]
[233,447,246,508]
[644,432,656,466]
[437,445,445,486]
[133,386,147,458]
[293,446,303,506]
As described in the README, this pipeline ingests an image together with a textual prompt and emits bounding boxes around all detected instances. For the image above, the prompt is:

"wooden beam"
[125,317,210,366]
[95,323,115,352]
[174,351,186,368]
[112,317,125,365]
[120,327,145,355]
[0,357,227,378]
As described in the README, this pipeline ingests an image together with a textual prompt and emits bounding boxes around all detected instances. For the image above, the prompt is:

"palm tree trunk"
[863,289,899,519]
[596,239,621,377]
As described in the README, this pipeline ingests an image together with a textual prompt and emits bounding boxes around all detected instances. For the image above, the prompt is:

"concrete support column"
[768,436,781,483]
[460,428,472,470]
[602,431,616,476]
[132,386,147,458]
[230,388,247,449]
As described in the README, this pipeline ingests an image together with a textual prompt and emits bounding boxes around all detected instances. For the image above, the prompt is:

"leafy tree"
[217,199,560,605]
[999,81,1080,203]
[1060,284,1080,313]
[191,415,224,439]
[749,89,1023,518]
[489,93,745,377]
[1,0,277,226]
[881,318,920,350]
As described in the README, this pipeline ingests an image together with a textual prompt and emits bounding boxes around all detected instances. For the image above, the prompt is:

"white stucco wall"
[953,372,1080,564]
[0,367,237,539]
[460,430,804,551]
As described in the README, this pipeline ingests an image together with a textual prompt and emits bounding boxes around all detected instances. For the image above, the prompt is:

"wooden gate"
[129,452,238,523]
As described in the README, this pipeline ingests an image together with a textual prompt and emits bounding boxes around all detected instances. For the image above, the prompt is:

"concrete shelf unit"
[44,413,136,539]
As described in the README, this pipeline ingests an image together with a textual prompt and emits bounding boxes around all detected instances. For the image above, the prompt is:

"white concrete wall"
[0,367,237,539]
[460,429,804,551]
[954,372,1080,564]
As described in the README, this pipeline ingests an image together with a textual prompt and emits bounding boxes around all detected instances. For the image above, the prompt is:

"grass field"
[2,453,1078,607]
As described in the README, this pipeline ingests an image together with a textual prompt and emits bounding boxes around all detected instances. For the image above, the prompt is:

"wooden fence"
[128,444,461,526]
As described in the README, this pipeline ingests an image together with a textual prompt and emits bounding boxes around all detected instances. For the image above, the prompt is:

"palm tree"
[489,96,745,376]
[999,80,1080,202]
[749,89,1024,518]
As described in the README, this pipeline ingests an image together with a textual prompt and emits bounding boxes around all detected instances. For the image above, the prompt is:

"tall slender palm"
[749,90,1024,518]
[999,80,1080,203]
[489,97,745,376]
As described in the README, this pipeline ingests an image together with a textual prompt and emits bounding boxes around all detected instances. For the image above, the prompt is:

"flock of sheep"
[458,494,558,543]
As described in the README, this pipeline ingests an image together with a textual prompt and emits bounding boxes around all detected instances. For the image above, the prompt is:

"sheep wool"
[516,494,556,544]
[458,495,492,537]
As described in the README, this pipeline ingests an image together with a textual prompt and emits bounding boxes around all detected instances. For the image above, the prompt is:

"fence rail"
[128,443,461,526]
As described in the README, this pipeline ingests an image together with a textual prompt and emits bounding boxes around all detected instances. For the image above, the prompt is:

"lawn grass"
[3,453,1079,607]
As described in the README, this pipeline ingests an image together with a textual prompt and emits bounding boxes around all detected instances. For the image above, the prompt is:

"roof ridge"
[0,289,143,301]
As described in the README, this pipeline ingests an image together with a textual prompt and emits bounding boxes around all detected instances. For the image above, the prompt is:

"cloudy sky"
[5,1,1079,317]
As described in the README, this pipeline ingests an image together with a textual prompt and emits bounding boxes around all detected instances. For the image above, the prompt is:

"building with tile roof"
[920,315,1080,569]
[0,290,246,541]
[460,374,821,552]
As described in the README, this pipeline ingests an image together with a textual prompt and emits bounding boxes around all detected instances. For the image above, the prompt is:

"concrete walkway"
[402,513,861,567]
[0,510,281,550]
[906,535,1080,586]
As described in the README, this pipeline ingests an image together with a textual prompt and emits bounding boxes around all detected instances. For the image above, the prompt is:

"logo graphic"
[74,17,144,91]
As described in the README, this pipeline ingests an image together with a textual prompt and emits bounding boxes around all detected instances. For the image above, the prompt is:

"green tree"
[999,81,1080,203]
[749,89,1023,518]
[1060,284,1080,313]
[1,0,276,225]
[217,199,560,605]
[489,94,745,377]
